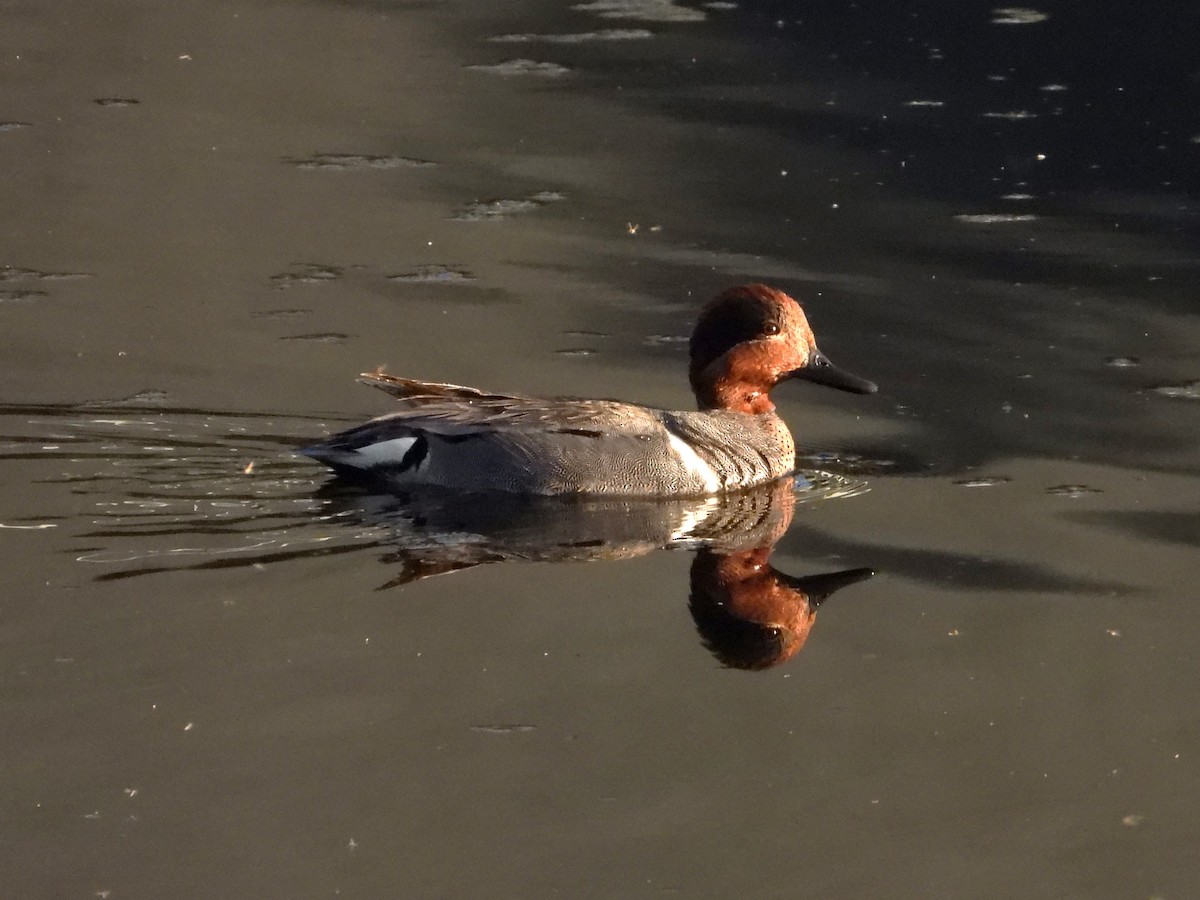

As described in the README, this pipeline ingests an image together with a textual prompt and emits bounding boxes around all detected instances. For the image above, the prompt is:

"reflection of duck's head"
[689,547,873,670]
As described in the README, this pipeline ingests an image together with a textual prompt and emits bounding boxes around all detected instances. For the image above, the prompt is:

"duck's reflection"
[690,550,872,669]
[319,476,874,669]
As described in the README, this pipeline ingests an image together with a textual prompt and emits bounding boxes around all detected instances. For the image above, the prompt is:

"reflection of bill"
[321,475,874,669]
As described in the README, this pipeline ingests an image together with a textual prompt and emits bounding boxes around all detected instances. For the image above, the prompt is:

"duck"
[299,283,877,496]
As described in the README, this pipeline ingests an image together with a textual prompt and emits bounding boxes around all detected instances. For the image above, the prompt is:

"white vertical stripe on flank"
[666,433,722,494]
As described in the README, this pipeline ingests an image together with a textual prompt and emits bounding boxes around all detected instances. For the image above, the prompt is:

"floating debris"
[284,153,436,171]
[955,213,1039,224]
[954,476,1011,487]
[0,122,32,132]
[555,347,598,356]
[1150,381,1200,400]
[1046,484,1102,497]
[1001,193,1035,200]
[990,7,1049,24]
[904,100,945,107]
[572,0,707,22]
[488,28,652,43]
[94,98,139,107]
[388,265,476,284]
[1040,83,1068,92]
[467,59,571,77]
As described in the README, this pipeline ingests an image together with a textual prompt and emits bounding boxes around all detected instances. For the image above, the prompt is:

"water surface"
[3,1,1198,897]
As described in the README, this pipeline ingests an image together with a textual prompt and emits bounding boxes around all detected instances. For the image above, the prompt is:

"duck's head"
[688,283,877,413]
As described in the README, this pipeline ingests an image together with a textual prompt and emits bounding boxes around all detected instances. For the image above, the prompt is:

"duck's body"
[300,284,877,496]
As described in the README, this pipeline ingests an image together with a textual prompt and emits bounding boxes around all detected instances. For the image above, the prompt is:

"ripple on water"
[270,264,343,288]
[81,390,171,408]
[388,265,476,284]
[990,7,1049,24]
[1,266,93,282]
[94,98,139,107]
[488,28,653,43]
[1150,381,1200,400]
[0,290,46,304]
[980,110,1038,119]
[955,213,1039,224]
[572,0,707,22]
[453,192,565,221]
[0,404,351,574]
[955,476,1011,487]
[643,334,688,347]
[466,59,572,77]
[1047,484,1103,497]
[284,153,436,171]
[1104,356,1140,368]
[251,309,311,321]
[281,333,350,344]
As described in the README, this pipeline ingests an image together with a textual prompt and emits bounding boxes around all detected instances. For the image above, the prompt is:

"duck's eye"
[763,322,780,336]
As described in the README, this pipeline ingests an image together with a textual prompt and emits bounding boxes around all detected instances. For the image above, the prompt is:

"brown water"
[3,1,1199,897]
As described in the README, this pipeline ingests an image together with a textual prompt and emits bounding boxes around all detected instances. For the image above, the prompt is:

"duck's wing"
[303,375,672,490]
[353,373,653,435]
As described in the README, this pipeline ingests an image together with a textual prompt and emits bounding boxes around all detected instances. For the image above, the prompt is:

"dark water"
[3,1,1198,897]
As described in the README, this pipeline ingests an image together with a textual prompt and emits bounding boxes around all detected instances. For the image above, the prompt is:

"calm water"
[3,1,1198,897]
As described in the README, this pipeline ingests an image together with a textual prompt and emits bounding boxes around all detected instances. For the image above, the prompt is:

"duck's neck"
[694,380,777,415]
